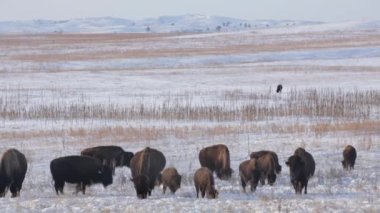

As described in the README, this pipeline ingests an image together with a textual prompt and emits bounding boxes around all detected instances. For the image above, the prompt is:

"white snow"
[0,18,379,212]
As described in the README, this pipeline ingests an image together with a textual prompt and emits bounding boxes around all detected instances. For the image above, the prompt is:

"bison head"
[217,168,233,180]
[207,188,218,199]
[121,152,134,167]
[250,169,261,192]
[286,155,304,181]
[268,173,277,186]
[99,165,113,187]
[341,160,348,170]
[131,175,150,199]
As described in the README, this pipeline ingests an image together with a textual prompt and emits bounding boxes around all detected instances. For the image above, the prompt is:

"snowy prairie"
[0,21,379,212]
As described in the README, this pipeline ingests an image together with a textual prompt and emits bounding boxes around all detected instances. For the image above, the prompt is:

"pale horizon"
[1,0,380,22]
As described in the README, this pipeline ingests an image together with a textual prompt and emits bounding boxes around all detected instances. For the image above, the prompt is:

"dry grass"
[2,31,380,62]
[1,88,378,122]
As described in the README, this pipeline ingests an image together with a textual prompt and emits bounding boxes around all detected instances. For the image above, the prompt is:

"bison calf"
[342,145,357,170]
[50,155,113,195]
[0,149,28,198]
[239,159,260,192]
[157,167,182,194]
[194,167,218,199]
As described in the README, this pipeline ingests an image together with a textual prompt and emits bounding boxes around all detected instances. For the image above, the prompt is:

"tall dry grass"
[0,88,379,122]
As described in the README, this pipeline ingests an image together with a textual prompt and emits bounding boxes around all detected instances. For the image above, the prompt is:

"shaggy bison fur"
[81,145,134,175]
[50,155,113,195]
[130,147,166,197]
[0,149,28,197]
[199,144,233,180]
[157,167,182,194]
[194,167,218,199]
[250,150,282,174]
[342,145,357,170]
[286,148,315,194]
[239,159,260,192]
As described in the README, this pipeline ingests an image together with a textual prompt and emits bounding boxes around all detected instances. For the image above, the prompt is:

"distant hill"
[0,14,322,34]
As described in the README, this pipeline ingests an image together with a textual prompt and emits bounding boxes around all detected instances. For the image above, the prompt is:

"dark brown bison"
[294,148,315,178]
[276,84,283,93]
[199,144,232,180]
[0,149,28,197]
[130,147,166,197]
[239,159,260,192]
[194,167,218,199]
[250,150,281,174]
[50,155,113,195]
[256,153,277,186]
[342,145,357,170]
[157,167,182,194]
[286,148,315,194]
[131,175,150,199]
[81,145,134,175]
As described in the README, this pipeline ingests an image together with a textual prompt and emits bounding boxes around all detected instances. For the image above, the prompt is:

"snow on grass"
[0,21,379,212]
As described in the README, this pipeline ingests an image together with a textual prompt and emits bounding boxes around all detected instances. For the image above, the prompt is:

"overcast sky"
[1,0,379,22]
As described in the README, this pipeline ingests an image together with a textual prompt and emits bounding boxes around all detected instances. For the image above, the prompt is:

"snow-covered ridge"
[0,14,322,34]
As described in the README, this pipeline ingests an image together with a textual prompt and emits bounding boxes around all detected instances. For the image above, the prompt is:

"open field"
[0,22,379,212]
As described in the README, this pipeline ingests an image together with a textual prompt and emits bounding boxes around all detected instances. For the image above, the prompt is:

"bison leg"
[201,189,206,198]
[304,181,308,194]
[195,185,199,198]
[163,185,167,194]
[240,177,246,192]
[10,183,20,198]
[54,181,64,195]
[111,159,116,175]
[291,180,297,194]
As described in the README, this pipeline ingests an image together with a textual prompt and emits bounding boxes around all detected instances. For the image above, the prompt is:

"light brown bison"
[130,147,166,197]
[194,167,218,199]
[157,167,182,194]
[239,159,260,192]
[256,153,277,186]
[199,144,232,180]
[0,149,28,197]
[286,148,315,194]
[250,150,282,174]
[342,145,357,170]
[81,145,134,175]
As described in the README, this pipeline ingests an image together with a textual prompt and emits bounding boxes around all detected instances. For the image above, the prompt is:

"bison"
[194,167,218,199]
[250,150,281,174]
[157,167,182,194]
[342,145,357,170]
[130,147,166,197]
[81,145,134,175]
[199,144,233,180]
[239,159,260,192]
[256,153,277,186]
[131,175,150,199]
[0,149,28,198]
[276,84,283,93]
[286,148,315,194]
[294,148,315,178]
[50,155,113,195]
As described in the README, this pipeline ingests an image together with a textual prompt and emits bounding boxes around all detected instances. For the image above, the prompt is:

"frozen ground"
[0,21,379,212]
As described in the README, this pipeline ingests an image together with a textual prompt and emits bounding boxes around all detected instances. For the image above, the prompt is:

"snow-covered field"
[0,20,379,212]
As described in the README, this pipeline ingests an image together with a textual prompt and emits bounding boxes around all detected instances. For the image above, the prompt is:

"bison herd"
[0,144,357,199]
